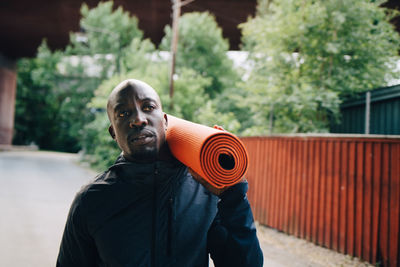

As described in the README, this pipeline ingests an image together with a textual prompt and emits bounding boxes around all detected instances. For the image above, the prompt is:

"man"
[57,79,263,267]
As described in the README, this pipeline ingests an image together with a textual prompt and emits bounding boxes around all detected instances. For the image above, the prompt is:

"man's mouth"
[129,132,155,145]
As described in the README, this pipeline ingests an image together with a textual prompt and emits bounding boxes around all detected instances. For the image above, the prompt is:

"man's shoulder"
[74,169,118,200]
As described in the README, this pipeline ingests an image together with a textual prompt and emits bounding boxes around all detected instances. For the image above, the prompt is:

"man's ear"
[163,113,168,131]
[108,125,116,139]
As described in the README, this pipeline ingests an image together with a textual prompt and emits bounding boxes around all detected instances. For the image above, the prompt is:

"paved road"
[0,150,371,267]
[0,151,94,267]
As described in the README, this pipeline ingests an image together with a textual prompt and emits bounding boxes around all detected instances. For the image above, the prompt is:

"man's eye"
[143,105,155,112]
[118,111,130,117]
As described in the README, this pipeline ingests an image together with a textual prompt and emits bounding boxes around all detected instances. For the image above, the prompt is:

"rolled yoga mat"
[166,114,249,189]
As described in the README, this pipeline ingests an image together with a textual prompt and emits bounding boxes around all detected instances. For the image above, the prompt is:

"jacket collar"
[108,154,184,185]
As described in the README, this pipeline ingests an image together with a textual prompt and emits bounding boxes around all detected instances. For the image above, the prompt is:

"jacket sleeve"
[207,181,263,267]
[56,192,98,267]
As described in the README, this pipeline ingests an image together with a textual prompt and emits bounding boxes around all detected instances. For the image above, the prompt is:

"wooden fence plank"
[305,140,314,241]
[312,140,321,243]
[379,143,390,266]
[270,139,279,228]
[318,140,327,246]
[363,142,373,262]
[276,138,283,229]
[332,141,341,251]
[339,141,348,254]
[282,140,292,232]
[347,141,356,256]
[265,139,273,226]
[294,140,302,237]
[256,139,265,221]
[260,139,269,224]
[289,139,299,235]
[325,141,334,248]
[300,140,308,239]
[277,138,286,231]
[287,140,295,235]
[389,144,399,267]
[355,142,364,258]
[246,140,256,216]
[371,142,381,265]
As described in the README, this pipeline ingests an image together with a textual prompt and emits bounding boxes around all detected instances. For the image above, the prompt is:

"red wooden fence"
[241,135,400,267]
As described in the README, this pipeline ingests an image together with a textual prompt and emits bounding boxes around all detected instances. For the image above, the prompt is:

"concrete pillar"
[0,54,17,145]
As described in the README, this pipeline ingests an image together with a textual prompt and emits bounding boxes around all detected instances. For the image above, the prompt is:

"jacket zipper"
[167,167,181,259]
[167,197,173,256]
[151,167,158,267]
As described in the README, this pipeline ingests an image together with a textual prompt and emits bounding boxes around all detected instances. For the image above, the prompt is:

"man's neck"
[122,147,175,163]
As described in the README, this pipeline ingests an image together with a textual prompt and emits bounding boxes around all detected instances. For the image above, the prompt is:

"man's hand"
[213,125,225,131]
[188,168,229,196]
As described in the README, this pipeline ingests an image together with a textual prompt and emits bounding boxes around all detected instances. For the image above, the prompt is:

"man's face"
[107,80,167,162]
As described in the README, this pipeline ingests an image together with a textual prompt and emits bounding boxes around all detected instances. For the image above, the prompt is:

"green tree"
[14,43,62,150]
[160,12,239,96]
[14,41,102,152]
[66,1,144,75]
[13,1,151,152]
[240,0,400,134]
[159,12,246,133]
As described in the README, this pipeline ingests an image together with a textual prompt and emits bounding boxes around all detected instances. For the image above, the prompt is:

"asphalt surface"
[0,151,94,267]
[0,150,371,267]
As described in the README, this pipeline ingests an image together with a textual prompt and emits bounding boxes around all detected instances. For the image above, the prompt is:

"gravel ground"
[256,223,373,267]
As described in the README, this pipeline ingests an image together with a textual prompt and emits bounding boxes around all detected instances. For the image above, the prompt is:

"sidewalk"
[257,224,373,267]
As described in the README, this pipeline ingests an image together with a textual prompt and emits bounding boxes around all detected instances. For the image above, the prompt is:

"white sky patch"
[57,51,400,87]
[387,60,400,86]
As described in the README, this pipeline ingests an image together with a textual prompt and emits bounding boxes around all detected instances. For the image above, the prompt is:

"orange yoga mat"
[166,114,249,189]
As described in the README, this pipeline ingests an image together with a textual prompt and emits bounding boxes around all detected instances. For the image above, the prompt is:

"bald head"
[107,79,162,121]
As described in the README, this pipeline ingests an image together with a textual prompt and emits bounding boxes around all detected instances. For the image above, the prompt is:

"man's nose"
[129,111,148,128]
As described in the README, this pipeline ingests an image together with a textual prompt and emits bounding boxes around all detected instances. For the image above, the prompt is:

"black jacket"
[57,156,263,267]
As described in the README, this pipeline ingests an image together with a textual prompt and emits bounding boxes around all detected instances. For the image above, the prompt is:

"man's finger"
[213,125,225,131]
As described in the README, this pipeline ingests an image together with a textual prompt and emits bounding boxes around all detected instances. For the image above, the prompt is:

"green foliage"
[66,1,149,77]
[160,12,239,96]
[166,68,212,120]
[68,1,142,55]
[14,42,99,151]
[120,38,156,73]
[240,0,400,133]
[14,46,59,150]
[88,62,169,111]
[196,100,241,133]
[13,1,147,153]
[80,112,121,170]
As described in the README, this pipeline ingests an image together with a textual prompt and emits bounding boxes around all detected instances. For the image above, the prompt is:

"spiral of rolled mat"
[166,114,249,189]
